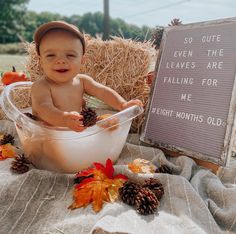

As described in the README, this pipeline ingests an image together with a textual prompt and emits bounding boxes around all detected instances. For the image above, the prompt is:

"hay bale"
[0,86,8,120]
[10,88,31,109]
[24,42,45,82]
[3,36,156,132]
[0,84,31,119]
[80,36,154,132]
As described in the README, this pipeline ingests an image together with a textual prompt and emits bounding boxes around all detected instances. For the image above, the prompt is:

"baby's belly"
[55,98,86,112]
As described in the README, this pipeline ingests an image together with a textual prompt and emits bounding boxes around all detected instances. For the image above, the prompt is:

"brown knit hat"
[34,21,85,55]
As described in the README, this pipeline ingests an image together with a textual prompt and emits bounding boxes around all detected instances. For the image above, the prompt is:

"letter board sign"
[141,18,236,166]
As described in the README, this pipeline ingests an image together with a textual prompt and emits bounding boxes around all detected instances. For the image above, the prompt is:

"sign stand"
[141,18,236,173]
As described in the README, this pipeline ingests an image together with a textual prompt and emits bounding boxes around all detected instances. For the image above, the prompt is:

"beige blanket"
[0,122,236,234]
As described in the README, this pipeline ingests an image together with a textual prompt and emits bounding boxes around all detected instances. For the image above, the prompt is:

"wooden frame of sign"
[141,17,236,173]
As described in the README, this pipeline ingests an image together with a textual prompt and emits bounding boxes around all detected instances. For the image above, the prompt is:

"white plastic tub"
[1,82,143,173]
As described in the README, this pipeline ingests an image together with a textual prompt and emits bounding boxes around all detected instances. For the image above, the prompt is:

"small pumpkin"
[1,66,28,85]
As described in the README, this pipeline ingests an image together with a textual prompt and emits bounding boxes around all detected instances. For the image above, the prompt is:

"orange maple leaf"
[69,158,127,212]
[0,143,16,160]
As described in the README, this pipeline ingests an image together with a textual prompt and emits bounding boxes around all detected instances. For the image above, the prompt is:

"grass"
[0,54,26,73]
[0,43,25,55]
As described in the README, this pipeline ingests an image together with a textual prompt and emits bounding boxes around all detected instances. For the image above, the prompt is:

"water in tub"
[16,108,132,173]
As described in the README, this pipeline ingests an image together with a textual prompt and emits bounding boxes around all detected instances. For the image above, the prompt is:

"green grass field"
[0,54,26,73]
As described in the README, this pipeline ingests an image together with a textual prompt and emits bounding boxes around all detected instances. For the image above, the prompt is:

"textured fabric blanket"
[0,122,236,234]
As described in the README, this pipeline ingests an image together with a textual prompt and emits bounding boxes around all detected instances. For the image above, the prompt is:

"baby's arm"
[31,82,85,132]
[80,75,143,110]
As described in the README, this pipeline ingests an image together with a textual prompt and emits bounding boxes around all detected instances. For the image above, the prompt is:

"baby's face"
[39,29,84,84]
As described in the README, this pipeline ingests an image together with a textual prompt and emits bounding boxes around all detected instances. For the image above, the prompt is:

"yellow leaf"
[128,163,142,173]
[0,144,16,160]
[128,158,157,174]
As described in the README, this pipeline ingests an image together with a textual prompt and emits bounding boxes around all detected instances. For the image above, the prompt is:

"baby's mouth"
[55,69,69,73]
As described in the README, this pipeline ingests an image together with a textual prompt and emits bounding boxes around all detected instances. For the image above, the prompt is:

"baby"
[32,21,143,132]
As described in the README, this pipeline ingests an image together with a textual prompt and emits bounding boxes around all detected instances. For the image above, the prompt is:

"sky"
[27,0,235,27]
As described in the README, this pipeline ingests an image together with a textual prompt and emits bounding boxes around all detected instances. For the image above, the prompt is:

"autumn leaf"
[0,134,4,141]
[128,158,157,174]
[94,158,114,179]
[69,158,127,212]
[128,162,142,173]
[0,143,16,160]
[107,177,125,202]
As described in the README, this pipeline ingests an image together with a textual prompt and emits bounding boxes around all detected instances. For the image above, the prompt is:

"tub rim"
[1,81,144,139]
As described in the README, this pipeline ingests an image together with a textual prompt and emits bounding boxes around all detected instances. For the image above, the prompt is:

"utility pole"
[103,0,110,40]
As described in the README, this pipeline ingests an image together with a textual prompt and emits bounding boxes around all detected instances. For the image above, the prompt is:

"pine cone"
[143,178,164,200]
[11,154,30,174]
[24,112,39,121]
[0,134,14,145]
[81,108,97,127]
[156,165,172,174]
[168,18,182,26]
[151,26,164,49]
[119,181,141,206]
[135,187,159,215]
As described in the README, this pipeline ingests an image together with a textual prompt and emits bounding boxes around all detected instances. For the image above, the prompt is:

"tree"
[0,0,30,43]
[79,12,102,37]
[1,9,153,44]
[23,11,62,42]
[110,18,151,41]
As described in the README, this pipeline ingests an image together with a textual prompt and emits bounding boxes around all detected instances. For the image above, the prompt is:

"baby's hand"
[121,99,143,110]
[64,111,86,132]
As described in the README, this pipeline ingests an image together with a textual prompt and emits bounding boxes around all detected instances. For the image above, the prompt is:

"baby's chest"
[51,86,83,111]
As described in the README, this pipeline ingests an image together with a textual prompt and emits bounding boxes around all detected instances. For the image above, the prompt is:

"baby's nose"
[56,57,67,64]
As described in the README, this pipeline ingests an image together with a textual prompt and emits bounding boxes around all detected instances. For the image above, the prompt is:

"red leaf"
[94,162,106,174]
[105,158,114,179]
[76,168,94,178]
[75,177,95,189]
[114,174,128,180]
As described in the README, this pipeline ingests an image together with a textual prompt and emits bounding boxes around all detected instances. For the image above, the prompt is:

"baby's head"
[34,21,85,55]
[34,21,86,83]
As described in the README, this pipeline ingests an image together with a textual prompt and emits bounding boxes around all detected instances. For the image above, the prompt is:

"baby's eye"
[67,54,76,58]
[46,54,55,58]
